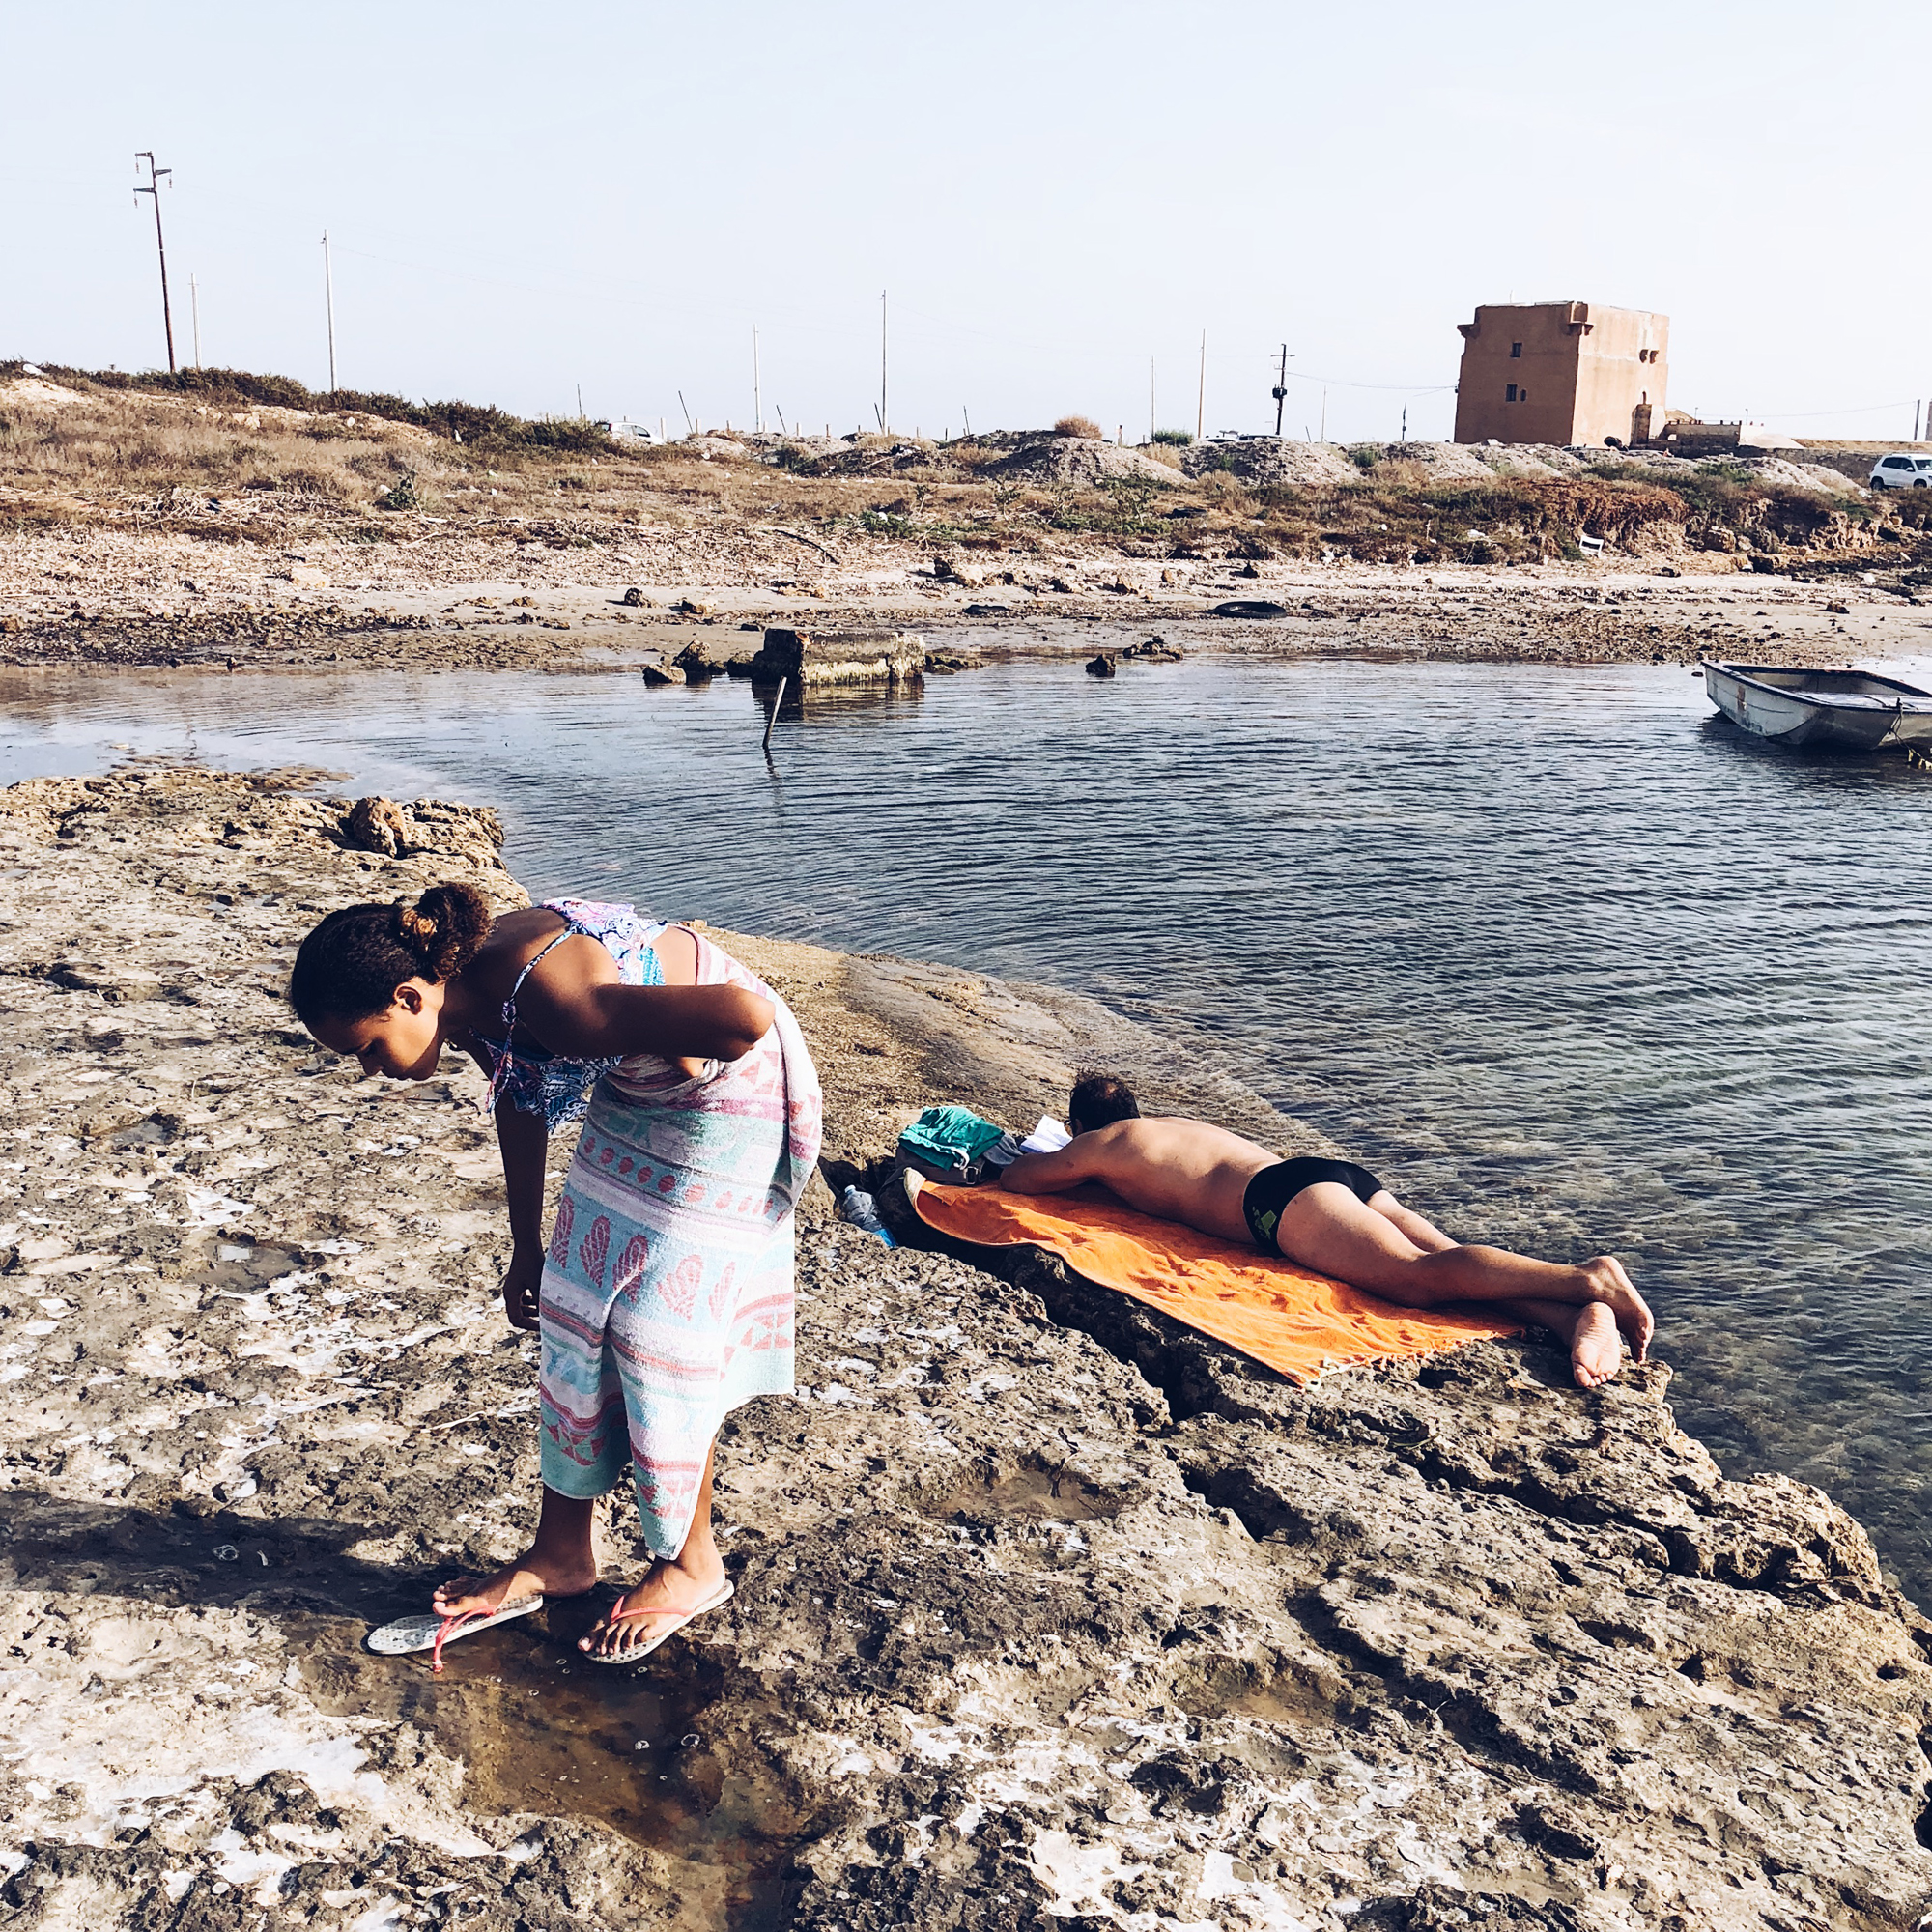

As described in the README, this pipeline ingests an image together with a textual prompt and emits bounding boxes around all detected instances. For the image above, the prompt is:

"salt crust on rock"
[1,767,1930,1930]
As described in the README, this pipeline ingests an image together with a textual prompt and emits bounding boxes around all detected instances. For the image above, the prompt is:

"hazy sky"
[7,2,1928,443]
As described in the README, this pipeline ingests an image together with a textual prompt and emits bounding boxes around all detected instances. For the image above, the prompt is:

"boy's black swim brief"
[1241,1157,1384,1254]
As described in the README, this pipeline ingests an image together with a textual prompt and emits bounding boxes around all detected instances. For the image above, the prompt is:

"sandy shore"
[3,769,1931,1930]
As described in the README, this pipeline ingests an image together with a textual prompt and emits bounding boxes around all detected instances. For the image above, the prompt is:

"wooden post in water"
[762,675,788,753]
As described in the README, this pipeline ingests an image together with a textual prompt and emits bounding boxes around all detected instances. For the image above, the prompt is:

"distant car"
[1868,453,1932,488]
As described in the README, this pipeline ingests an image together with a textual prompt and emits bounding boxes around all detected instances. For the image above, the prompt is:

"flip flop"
[580,1579,734,1667]
[366,1594,545,1673]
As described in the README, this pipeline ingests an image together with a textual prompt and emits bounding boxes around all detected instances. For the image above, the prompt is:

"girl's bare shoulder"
[466,906,570,995]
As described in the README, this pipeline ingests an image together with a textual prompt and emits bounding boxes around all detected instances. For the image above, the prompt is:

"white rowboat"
[1701,660,1932,751]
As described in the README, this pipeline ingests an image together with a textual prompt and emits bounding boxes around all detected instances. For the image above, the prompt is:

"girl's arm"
[514,961,775,1066]
[495,1095,550,1330]
[458,1040,550,1331]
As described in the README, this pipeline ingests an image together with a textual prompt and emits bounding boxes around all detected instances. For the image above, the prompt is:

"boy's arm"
[1001,1136,1107,1195]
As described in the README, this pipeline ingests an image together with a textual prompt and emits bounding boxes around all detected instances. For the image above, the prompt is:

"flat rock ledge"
[2,768,1930,1932]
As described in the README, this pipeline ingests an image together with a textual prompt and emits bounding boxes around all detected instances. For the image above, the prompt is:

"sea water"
[6,652,1931,1602]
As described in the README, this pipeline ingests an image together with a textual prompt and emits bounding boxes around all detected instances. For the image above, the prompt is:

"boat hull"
[1702,662,1932,750]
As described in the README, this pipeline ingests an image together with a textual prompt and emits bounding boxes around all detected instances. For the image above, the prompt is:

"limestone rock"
[2,766,1930,1932]
[342,794,408,855]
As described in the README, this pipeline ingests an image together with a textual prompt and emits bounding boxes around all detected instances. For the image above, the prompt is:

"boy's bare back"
[1002,1116,1276,1245]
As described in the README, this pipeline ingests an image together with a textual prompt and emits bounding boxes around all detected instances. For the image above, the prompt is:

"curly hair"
[288,881,494,1027]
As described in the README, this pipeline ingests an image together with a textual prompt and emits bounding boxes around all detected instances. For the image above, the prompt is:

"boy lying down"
[999,1075,1651,1390]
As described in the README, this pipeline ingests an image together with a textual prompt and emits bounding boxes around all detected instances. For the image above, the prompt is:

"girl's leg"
[581,1437,729,1660]
[432,1487,600,1616]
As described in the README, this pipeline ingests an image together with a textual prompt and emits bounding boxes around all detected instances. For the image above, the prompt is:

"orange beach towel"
[908,1177,1520,1385]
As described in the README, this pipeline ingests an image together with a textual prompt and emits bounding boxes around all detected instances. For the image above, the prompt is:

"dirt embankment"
[9,368,1932,677]
[3,767,1931,1930]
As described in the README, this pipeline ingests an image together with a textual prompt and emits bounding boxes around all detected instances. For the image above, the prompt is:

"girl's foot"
[432,1549,599,1619]
[580,1553,729,1662]
[1577,1256,1653,1361]
[1569,1300,1624,1390]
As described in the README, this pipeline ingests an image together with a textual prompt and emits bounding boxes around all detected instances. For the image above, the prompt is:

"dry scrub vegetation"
[0,360,1912,577]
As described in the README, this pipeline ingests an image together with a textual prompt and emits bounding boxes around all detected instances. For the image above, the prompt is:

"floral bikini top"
[475,898,666,1132]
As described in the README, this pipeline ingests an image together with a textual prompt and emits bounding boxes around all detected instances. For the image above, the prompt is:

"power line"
[132,153,176,375]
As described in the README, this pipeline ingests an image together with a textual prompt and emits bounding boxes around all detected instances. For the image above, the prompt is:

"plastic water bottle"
[838,1184,895,1246]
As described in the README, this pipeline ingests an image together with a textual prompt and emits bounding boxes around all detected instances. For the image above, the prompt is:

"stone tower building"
[1453,301,1667,447]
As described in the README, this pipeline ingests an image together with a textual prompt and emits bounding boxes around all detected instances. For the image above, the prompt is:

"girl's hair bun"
[290,880,495,1026]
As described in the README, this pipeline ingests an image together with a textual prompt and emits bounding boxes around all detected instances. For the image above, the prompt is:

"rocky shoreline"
[6,517,1932,678]
[3,768,1931,1931]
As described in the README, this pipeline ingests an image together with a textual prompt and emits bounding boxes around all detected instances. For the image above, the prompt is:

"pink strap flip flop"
[366,1595,545,1673]
[580,1579,735,1666]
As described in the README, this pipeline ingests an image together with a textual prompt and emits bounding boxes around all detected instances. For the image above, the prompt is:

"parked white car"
[1868,453,1932,488]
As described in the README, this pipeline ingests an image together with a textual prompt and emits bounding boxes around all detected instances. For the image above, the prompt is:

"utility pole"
[753,326,762,433]
[133,153,176,375]
[189,274,201,370]
[321,232,338,392]
[1196,330,1207,442]
[1150,355,1155,444]
[879,291,888,438]
[1271,343,1293,438]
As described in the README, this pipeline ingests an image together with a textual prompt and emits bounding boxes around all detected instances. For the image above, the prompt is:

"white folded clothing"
[1019,1116,1072,1154]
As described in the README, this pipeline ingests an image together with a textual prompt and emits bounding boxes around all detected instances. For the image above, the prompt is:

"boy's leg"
[1275,1183,1651,1359]
[432,1486,600,1616]
[1367,1189,1457,1254]
[1506,1295,1625,1390]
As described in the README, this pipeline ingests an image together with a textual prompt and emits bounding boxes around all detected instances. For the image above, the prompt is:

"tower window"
[1506,384,1518,402]
[1510,342,1522,358]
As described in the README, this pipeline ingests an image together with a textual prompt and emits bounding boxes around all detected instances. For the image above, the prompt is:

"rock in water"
[1086,653,1118,676]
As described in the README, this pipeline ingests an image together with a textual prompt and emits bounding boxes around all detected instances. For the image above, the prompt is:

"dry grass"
[1053,414,1103,440]
[0,363,1901,572]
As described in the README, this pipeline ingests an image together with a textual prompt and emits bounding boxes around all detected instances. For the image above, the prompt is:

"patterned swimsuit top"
[475,899,666,1133]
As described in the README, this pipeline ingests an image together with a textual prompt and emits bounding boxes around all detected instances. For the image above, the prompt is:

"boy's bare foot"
[581,1549,729,1662]
[1577,1256,1652,1361]
[432,1550,599,1619]
[1569,1300,1624,1389]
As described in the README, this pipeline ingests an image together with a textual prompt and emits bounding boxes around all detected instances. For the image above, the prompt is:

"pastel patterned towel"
[537,931,824,1553]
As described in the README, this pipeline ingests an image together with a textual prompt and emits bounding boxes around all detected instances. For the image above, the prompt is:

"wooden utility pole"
[879,292,888,437]
[321,232,338,392]
[189,274,201,370]
[1196,331,1207,442]
[753,325,762,432]
[1149,355,1155,445]
[133,153,176,374]
[1272,344,1293,438]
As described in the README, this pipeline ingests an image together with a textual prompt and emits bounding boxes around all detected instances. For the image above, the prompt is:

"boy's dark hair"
[289,881,494,1027]
[1068,1071,1140,1135]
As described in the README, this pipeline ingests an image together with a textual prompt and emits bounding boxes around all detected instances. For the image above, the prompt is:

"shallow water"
[6,653,1932,1603]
